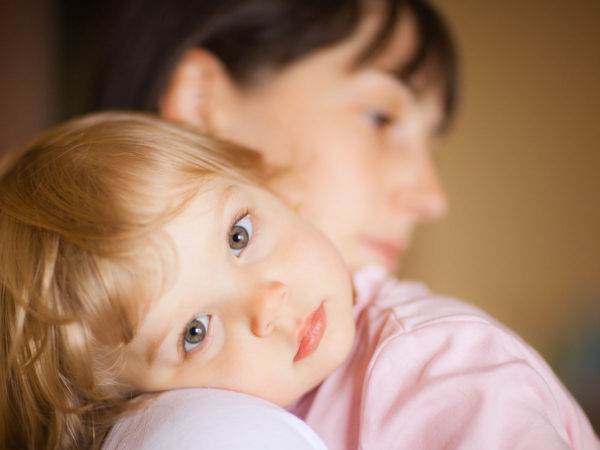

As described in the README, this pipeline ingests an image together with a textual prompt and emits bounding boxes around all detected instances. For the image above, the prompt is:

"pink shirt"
[288,265,600,449]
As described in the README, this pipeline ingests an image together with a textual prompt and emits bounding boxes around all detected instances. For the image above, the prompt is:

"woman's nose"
[249,281,288,337]
[389,151,448,221]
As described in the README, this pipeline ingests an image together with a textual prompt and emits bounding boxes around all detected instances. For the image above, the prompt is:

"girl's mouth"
[294,303,327,362]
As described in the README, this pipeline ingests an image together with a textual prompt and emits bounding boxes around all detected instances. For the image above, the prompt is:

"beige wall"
[403,0,600,368]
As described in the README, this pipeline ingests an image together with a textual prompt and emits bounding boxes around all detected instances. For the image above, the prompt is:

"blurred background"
[1,0,598,432]
[403,0,600,429]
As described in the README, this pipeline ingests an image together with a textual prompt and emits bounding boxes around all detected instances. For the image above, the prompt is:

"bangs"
[355,0,458,130]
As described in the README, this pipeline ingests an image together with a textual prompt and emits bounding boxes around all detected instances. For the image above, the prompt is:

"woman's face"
[162,12,448,272]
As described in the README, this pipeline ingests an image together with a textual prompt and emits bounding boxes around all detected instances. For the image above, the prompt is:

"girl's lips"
[294,303,326,362]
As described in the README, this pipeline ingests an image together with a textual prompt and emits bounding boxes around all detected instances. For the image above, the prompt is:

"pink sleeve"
[103,388,327,450]
[361,320,599,450]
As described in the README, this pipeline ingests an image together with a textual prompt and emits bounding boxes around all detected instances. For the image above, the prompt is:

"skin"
[123,177,356,407]
[161,11,449,273]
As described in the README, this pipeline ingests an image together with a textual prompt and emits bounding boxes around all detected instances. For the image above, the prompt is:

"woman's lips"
[294,303,327,362]
[362,237,403,269]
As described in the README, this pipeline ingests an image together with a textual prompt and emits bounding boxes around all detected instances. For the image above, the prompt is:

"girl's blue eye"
[229,214,252,257]
[365,110,394,128]
[183,315,210,353]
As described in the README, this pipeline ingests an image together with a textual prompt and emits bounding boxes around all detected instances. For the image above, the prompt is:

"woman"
[75,1,597,448]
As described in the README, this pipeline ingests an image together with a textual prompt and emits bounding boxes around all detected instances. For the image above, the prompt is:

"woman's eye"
[228,214,253,257]
[365,110,394,128]
[183,315,210,353]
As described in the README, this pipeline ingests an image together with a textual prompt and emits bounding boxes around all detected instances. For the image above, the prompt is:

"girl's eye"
[229,214,253,257]
[365,110,394,128]
[183,315,210,353]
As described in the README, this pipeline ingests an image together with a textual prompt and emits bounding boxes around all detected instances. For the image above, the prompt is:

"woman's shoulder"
[353,265,574,416]
[354,266,547,374]
[353,264,497,330]
[351,267,599,449]
[103,388,327,450]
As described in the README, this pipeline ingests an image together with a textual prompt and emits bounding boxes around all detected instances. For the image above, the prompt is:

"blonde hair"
[0,112,266,449]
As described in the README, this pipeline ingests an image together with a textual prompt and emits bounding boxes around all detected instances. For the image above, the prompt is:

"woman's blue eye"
[365,110,394,128]
[183,315,210,353]
[229,214,252,257]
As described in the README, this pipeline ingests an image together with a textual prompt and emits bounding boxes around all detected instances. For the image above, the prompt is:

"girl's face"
[161,12,448,272]
[123,177,356,407]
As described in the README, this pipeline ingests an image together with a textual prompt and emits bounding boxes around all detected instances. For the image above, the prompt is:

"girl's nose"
[249,281,288,337]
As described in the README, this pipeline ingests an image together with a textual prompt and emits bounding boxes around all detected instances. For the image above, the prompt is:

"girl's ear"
[159,48,237,133]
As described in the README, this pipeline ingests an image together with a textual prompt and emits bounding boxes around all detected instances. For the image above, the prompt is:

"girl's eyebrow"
[219,184,238,207]
[145,324,172,365]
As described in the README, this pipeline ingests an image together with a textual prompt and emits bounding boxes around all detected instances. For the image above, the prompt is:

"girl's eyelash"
[229,208,251,231]
[179,315,211,358]
[228,207,256,258]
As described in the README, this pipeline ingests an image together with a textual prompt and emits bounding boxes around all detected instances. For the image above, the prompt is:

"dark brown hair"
[76,0,457,125]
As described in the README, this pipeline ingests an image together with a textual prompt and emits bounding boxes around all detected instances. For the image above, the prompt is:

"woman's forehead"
[353,5,455,125]
[350,7,420,73]
[290,7,416,75]
[338,9,444,105]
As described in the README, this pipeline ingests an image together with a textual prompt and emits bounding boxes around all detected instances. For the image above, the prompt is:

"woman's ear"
[159,48,236,133]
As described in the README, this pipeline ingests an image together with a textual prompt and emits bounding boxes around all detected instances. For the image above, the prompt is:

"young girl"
[2,113,597,449]
[0,112,354,449]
